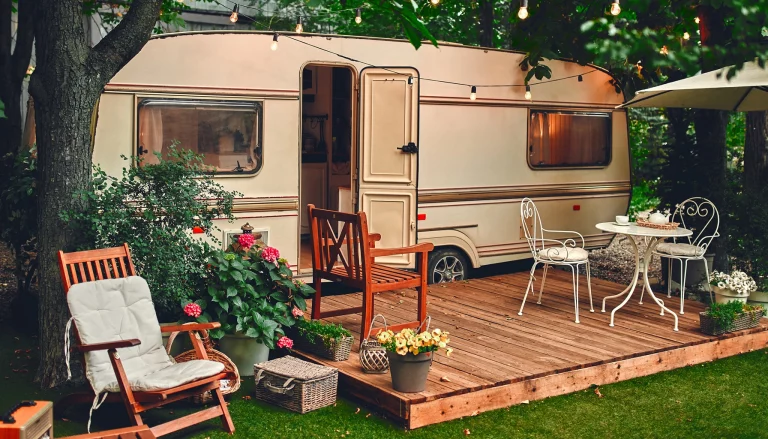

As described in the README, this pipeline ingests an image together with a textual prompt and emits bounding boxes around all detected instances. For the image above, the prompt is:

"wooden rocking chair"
[307,205,433,345]
[57,244,235,437]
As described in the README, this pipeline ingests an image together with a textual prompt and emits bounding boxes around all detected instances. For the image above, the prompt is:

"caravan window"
[528,111,611,168]
[137,99,263,174]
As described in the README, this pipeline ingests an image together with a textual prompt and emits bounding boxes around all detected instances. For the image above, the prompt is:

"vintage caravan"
[85,31,629,282]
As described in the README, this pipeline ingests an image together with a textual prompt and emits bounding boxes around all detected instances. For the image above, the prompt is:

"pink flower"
[261,246,280,263]
[292,307,304,318]
[238,233,255,250]
[184,302,202,318]
[277,336,293,349]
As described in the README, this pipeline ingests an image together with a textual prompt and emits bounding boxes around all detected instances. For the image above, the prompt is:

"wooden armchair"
[307,205,434,345]
[58,244,235,437]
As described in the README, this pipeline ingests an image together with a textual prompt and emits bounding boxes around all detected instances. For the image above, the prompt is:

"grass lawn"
[2,327,767,439]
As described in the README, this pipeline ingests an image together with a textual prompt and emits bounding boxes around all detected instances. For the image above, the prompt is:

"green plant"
[295,318,352,348]
[189,236,314,348]
[376,327,452,356]
[62,144,240,322]
[703,301,764,332]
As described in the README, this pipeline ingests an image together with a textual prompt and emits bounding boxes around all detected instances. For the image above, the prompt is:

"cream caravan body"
[91,31,630,281]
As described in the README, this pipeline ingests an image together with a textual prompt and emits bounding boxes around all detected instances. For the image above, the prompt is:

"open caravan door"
[358,67,419,268]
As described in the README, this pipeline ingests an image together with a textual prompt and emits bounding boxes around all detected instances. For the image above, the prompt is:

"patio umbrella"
[620,61,768,111]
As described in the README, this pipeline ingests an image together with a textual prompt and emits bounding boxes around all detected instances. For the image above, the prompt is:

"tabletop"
[595,222,693,238]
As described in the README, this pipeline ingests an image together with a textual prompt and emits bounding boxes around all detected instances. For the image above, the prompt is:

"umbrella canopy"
[621,61,768,111]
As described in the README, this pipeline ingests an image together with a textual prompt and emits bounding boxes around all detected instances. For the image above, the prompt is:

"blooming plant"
[276,336,294,349]
[710,270,757,297]
[295,318,352,349]
[377,327,452,357]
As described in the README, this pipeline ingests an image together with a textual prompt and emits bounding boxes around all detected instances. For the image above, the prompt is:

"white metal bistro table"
[595,222,693,331]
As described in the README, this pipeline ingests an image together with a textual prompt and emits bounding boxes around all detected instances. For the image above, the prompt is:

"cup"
[615,215,629,225]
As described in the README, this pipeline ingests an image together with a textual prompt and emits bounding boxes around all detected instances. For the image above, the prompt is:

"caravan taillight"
[417,214,426,221]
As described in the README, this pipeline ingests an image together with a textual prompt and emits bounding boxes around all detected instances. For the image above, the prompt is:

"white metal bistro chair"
[649,197,719,314]
[518,198,594,323]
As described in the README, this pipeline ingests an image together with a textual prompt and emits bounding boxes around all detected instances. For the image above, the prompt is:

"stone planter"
[748,290,768,310]
[218,332,269,377]
[387,351,432,393]
[713,286,749,304]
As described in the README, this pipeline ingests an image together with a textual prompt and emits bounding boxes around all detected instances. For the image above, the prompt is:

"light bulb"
[610,0,620,16]
[430,0,440,5]
[694,16,700,24]
[578,75,583,82]
[296,16,303,33]
[230,4,239,23]
[683,31,690,40]
[271,33,279,51]
[518,0,528,19]
[470,86,477,101]
[524,85,532,100]
[355,8,362,24]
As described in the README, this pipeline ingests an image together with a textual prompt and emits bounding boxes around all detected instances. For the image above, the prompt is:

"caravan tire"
[427,248,469,284]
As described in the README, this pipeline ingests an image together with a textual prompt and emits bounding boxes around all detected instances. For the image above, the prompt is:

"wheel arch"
[418,230,480,268]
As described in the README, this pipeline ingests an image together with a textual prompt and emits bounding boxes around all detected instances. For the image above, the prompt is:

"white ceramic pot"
[748,290,768,310]
[713,286,748,304]
[218,332,269,377]
[649,212,670,224]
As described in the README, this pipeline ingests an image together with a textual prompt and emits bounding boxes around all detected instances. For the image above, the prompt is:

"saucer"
[612,222,630,226]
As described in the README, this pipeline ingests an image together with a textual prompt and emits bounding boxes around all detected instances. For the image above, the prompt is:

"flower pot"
[713,286,748,304]
[748,290,768,310]
[292,332,353,362]
[387,351,432,393]
[218,332,269,377]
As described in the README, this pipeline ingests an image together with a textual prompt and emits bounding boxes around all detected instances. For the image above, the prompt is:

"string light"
[271,33,279,51]
[229,4,239,23]
[578,75,583,82]
[470,86,477,100]
[518,0,529,20]
[683,31,690,40]
[430,0,440,5]
[295,16,303,33]
[355,8,362,24]
[524,85,532,100]
[694,16,700,24]
[610,0,620,16]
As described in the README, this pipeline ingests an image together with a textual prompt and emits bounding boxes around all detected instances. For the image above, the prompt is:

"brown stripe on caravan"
[231,198,299,213]
[105,83,300,98]
[418,182,630,204]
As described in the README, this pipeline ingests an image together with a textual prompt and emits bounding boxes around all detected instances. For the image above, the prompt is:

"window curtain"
[249,112,260,169]
[138,106,164,165]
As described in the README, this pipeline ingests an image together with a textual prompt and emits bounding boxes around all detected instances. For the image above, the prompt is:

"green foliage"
[62,145,239,322]
[295,318,352,348]
[0,99,5,119]
[196,241,314,347]
[703,301,764,332]
[0,147,37,294]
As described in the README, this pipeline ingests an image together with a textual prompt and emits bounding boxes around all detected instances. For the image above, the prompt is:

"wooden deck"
[296,268,768,429]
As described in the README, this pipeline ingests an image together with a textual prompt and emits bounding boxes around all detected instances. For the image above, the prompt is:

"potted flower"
[748,277,768,310]
[699,301,765,335]
[710,270,757,304]
[291,317,354,361]
[184,232,314,376]
[376,326,452,393]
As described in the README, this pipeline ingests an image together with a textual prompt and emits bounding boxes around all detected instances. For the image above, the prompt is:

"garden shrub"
[63,144,241,321]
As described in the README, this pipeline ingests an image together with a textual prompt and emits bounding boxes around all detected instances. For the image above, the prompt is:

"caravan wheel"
[427,248,469,284]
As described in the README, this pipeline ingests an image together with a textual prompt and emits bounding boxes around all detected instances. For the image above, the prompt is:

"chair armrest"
[78,339,141,352]
[160,322,221,333]
[368,233,381,248]
[370,242,434,258]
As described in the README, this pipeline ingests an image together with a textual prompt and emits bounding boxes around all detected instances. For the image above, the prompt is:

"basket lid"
[254,356,337,380]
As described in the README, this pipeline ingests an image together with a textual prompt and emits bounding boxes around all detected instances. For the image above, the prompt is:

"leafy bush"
[703,301,764,332]
[63,145,240,321]
[187,235,314,348]
[295,319,352,348]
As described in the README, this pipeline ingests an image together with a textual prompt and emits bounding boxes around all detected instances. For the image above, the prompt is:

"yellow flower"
[438,341,446,348]
[412,337,423,348]
[422,332,433,342]
[410,346,420,355]
[395,338,407,348]
[446,347,453,357]
[432,328,442,338]
[396,346,408,355]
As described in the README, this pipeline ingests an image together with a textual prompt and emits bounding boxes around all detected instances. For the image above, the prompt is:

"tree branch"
[88,0,163,80]
[10,0,33,84]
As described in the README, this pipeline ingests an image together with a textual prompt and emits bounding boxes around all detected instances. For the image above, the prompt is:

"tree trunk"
[31,0,164,388]
[479,0,494,48]
[744,111,768,191]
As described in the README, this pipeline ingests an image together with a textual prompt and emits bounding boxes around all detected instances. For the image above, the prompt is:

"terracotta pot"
[713,286,748,304]
[387,351,432,393]
[218,332,269,377]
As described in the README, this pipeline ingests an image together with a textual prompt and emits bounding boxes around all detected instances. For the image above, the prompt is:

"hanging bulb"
[610,0,620,16]
[517,0,529,19]
[694,16,700,24]
[683,31,690,40]
[578,75,583,82]
[470,86,477,100]
[430,0,440,5]
[230,4,239,23]
[524,85,532,100]
[295,16,303,33]
[355,8,362,24]
[271,33,279,51]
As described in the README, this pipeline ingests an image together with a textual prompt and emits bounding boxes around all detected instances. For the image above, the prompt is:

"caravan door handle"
[398,142,418,154]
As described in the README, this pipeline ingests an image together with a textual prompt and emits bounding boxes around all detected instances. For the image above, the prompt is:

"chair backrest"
[307,204,371,285]
[671,197,720,252]
[520,197,546,255]
[58,244,136,293]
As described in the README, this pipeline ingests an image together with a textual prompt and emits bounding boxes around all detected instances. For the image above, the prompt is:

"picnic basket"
[359,314,389,374]
[253,356,338,413]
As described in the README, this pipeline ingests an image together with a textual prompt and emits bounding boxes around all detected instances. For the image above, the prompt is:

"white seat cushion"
[67,276,223,393]
[537,247,589,262]
[655,242,705,257]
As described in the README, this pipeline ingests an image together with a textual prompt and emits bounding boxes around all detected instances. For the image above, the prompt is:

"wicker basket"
[253,356,338,413]
[360,314,389,374]
[699,309,764,335]
[167,327,241,404]
[292,331,353,362]
[636,218,680,230]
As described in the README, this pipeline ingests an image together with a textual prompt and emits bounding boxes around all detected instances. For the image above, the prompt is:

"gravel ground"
[589,235,662,286]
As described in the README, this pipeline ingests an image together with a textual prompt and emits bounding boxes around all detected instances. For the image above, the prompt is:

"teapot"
[648,211,670,224]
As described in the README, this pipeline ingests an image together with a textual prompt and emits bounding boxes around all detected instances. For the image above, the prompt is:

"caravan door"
[358,67,419,268]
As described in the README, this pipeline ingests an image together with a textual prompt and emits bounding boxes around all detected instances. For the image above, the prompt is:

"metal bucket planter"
[218,332,269,377]
[713,286,748,304]
[387,351,432,393]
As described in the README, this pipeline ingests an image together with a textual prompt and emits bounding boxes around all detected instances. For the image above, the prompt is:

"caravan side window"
[528,110,611,168]
[137,98,263,174]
